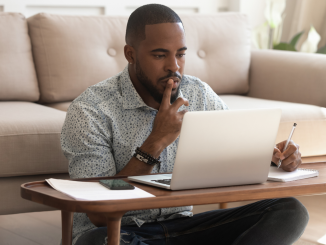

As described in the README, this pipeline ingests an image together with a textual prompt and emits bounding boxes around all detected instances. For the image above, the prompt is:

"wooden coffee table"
[21,162,326,245]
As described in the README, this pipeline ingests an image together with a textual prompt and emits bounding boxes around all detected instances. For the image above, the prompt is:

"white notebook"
[268,166,319,182]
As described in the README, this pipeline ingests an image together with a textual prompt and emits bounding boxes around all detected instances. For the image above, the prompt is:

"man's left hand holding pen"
[272,140,302,172]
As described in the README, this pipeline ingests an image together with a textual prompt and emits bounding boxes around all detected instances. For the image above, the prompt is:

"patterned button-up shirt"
[61,66,228,244]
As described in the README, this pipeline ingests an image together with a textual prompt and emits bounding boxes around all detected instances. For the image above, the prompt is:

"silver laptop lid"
[170,108,282,190]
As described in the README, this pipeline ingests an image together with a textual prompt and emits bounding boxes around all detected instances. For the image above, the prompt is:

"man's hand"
[116,79,189,176]
[144,79,189,154]
[272,140,302,172]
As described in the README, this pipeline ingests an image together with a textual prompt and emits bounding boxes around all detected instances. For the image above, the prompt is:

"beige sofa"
[1,12,326,215]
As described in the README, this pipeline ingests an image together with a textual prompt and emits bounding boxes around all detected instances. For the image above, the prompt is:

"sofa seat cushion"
[220,95,326,157]
[0,102,68,177]
[0,173,69,215]
[45,102,71,112]
[0,13,39,101]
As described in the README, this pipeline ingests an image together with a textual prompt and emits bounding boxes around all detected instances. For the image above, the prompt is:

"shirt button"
[197,50,206,58]
[107,48,117,57]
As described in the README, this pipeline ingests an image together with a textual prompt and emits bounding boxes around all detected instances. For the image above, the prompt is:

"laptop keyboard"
[151,179,171,185]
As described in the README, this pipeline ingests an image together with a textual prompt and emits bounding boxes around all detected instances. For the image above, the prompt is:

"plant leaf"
[273,43,296,51]
[316,44,326,54]
[290,31,304,48]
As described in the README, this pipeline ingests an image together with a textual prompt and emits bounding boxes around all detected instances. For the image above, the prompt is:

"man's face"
[135,22,186,104]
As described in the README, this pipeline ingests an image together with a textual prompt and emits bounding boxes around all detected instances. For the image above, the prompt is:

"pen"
[278,123,297,168]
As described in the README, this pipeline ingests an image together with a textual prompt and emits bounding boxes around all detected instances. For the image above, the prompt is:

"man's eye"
[178,53,186,57]
[154,55,165,58]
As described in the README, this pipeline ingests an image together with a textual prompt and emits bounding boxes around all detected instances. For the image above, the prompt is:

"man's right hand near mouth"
[116,78,189,177]
[146,78,189,154]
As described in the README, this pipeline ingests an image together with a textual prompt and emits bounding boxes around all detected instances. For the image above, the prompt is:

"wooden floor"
[0,195,325,245]
[0,211,61,245]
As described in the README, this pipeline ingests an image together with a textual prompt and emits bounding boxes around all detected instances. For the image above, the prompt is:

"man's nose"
[165,56,180,73]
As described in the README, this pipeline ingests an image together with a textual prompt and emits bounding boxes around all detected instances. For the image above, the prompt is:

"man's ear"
[124,45,135,64]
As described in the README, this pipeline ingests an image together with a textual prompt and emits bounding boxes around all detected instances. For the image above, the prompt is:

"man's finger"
[276,140,287,152]
[273,147,281,158]
[161,79,173,109]
[177,109,188,119]
[281,152,296,166]
[171,97,189,111]
[280,141,297,160]
[272,147,281,165]
[281,152,301,172]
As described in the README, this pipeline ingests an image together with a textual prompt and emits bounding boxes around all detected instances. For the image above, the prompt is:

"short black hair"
[125,4,183,46]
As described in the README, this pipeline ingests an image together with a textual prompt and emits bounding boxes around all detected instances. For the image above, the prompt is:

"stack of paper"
[46,178,155,201]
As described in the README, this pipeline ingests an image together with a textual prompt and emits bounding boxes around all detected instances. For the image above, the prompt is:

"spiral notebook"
[268,166,319,182]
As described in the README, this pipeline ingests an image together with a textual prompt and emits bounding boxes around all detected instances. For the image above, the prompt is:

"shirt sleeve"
[60,101,116,179]
[201,80,229,111]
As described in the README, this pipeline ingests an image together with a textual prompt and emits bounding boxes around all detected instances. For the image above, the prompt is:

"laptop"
[128,108,282,190]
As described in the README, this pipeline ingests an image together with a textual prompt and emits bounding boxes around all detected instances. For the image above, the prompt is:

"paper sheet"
[46,178,155,201]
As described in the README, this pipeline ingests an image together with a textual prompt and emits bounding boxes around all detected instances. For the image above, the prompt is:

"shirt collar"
[120,66,148,110]
[120,65,184,110]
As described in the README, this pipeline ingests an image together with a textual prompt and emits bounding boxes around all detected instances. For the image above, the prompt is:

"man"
[61,4,308,245]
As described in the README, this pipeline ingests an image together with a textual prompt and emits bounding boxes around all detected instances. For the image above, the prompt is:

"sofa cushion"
[182,14,251,95]
[27,14,129,103]
[0,13,39,101]
[27,13,250,103]
[0,102,68,177]
[220,95,326,157]
[45,102,71,112]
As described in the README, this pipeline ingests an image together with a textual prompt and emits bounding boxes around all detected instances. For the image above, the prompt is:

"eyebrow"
[150,47,187,52]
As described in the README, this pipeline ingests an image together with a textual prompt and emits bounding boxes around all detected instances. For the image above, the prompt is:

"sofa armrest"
[247,50,326,107]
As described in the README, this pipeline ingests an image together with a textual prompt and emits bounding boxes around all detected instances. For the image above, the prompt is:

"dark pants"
[76,197,309,245]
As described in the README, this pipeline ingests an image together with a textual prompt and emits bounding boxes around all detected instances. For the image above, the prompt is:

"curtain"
[282,0,326,49]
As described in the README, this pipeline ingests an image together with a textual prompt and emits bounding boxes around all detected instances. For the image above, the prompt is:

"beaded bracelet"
[133,147,161,166]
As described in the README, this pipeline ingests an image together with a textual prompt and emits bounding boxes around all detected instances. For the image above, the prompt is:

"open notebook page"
[46,178,155,201]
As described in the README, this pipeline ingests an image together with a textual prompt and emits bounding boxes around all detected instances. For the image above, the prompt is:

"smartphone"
[99,179,135,190]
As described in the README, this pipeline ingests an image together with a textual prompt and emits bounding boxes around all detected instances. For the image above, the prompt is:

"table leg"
[61,210,73,245]
[220,203,228,209]
[105,212,125,245]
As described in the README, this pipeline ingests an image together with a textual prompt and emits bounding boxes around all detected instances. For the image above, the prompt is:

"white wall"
[229,0,266,28]
[0,0,271,46]
[0,0,230,17]
[0,0,269,31]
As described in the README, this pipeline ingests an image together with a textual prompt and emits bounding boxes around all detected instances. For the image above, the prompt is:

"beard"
[135,59,181,104]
